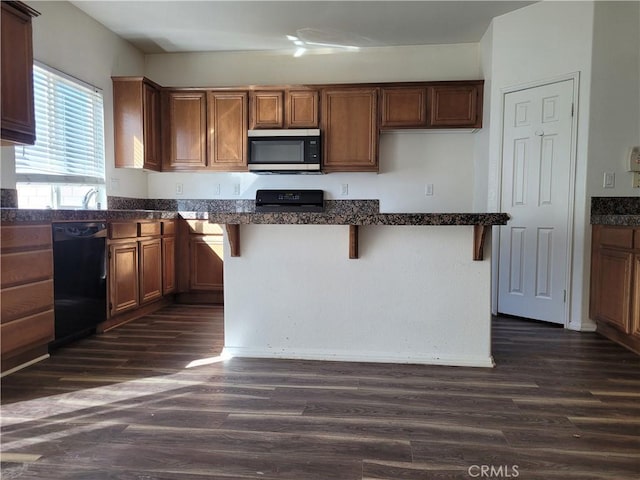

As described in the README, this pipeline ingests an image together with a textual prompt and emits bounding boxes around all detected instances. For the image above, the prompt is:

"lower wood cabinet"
[139,238,162,304]
[108,220,175,320]
[1,223,54,373]
[162,236,176,294]
[109,241,139,316]
[175,219,224,303]
[190,236,224,291]
[590,225,640,353]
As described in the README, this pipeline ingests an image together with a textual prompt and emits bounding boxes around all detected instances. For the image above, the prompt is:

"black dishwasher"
[51,222,107,347]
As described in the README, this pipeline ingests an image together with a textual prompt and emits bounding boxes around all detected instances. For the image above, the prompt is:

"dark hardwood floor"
[1,305,639,479]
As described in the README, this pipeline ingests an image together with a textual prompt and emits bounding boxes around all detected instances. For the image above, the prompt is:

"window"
[15,63,106,209]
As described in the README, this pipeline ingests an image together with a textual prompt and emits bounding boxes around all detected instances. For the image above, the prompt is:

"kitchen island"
[210,207,509,368]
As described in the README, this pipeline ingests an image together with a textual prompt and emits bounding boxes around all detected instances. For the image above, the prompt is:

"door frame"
[492,72,580,328]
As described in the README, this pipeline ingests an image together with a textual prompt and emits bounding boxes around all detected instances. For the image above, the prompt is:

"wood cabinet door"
[286,90,319,128]
[163,91,207,170]
[207,91,248,171]
[380,87,427,128]
[139,238,162,305]
[250,91,283,129]
[143,82,161,170]
[190,236,224,291]
[109,243,139,316]
[162,236,176,295]
[321,88,379,172]
[1,2,36,145]
[592,248,633,333]
[428,84,482,128]
[632,254,640,339]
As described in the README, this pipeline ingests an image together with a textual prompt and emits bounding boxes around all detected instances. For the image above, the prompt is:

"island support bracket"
[473,225,489,261]
[226,224,241,257]
[349,225,359,259]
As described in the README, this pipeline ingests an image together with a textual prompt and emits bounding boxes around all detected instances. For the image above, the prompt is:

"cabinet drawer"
[186,220,223,235]
[161,220,176,236]
[600,227,633,249]
[138,221,161,237]
[109,222,138,239]
[1,249,52,288]
[1,310,54,356]
[0,279,53,323]
[1,224,51,251]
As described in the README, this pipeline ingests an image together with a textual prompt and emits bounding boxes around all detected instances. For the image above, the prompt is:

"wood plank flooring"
[1,305,639,479]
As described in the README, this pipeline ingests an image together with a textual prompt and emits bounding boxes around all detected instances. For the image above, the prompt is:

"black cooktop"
[255,189,324,213]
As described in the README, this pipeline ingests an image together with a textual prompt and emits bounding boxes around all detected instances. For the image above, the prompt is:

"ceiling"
[69,1,535,55]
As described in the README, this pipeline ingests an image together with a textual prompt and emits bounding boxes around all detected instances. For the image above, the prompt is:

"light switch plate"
[603,172,615,188]
[175,183,184,195]
[425,184,434,196]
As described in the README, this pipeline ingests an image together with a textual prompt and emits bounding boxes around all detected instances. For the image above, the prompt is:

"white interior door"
[498,80,574,324]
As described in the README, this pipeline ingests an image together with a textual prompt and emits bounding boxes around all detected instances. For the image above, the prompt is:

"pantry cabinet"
[207,91,248,171]
[162,90,207,171]
[590,225,640,353]
[321,87,379,172]
[113,77,162,170]
[1,1,39,145]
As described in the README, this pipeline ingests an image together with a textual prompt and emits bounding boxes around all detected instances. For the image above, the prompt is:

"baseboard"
[568,318,597,332]
[221,347,495,368]
[1,354,49,377]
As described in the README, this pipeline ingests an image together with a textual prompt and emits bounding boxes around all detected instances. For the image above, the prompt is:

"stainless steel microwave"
[248,129,321,173]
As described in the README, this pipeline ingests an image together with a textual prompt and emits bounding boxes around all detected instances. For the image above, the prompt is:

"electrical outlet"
[425,184,434,196]
[110,177,120,192]
[603,172,615,189]
[633,172,640,188]
[175,183,184,195]
[233,183,240,195]
[341,183,349,196]
[214,184,221,195]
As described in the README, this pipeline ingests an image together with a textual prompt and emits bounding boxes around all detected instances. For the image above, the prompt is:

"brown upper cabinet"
[1,1,39,145]
[250,91,283,129]
[113,77,162,171]
[162,90,208,171]
[427,83,483,128]
[380,87,427,128]
[286,90,319,128]
[321,87,379,173]
[208,91,248,171]
[250,89,319,129]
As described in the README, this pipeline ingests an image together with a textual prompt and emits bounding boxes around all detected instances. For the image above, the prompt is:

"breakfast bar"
[210,206,509,368]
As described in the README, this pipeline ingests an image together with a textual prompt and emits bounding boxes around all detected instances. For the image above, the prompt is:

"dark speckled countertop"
[591,196,640,226]
[206,211,509,226]
[1,197,509,226]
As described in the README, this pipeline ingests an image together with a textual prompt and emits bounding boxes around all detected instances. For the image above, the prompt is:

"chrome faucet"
[82,187,99,209]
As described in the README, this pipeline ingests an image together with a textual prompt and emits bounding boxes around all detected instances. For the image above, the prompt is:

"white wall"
[587,1,640,197]
[23,1,148,198]
[145,44,482,213]
[223,225,493,367]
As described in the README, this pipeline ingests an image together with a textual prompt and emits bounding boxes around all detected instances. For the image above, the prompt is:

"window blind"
[15,63,105,185]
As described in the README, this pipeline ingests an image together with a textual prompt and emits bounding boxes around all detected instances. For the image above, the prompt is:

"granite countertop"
[0,208,209,223]
[590,197,640,226]
[206,211,510,226]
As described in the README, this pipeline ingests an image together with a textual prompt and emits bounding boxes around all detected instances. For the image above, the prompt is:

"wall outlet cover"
[603,172,615,189]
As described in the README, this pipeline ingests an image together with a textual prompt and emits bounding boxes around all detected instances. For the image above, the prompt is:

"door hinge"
[571,103,574,117]
[563,289,567,303]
